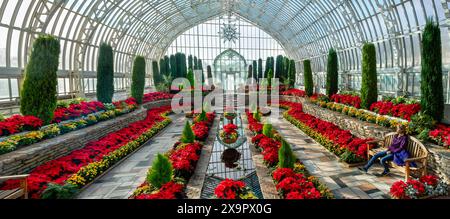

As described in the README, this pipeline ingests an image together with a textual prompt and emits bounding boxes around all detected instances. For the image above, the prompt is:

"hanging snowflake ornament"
[219,22,240,44]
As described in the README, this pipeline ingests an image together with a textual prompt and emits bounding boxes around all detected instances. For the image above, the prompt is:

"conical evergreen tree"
[187,68,195,88]
[147,154,173,189]
[303,60,314,97]
[96,43,115,104]
[20,35,60,124]
[278,139,296,169]
[361,43,378,109]
[181,121,195,143]
[326,48,339,97]
[188,55,194,70]
[263,123,274,138]
[131,56,146,104]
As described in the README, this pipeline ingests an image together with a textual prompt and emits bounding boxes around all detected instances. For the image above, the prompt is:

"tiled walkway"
[270,113,403,199]
[76,114,185,199]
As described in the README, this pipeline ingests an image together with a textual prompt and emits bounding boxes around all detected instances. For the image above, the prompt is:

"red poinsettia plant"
[370,101,420,121]
[331,94,361,108]
[134,181,185,199]
[429,124,450,149]
[214,179,257,199]
[0,115,43,137]
[390,175,448,199]
[169,142,203,179]
[281,89,307,97]
[192,122,209,141]
[273,168,321,199]
[143,92,174,104]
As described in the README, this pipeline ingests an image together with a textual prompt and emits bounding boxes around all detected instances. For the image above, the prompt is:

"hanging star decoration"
[219,22,240,44]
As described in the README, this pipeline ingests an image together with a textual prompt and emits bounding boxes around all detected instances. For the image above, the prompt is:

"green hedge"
[96,43,114,104]
[303,60,313,97]
[132,56,146,104]
[421,19,444,122]
[326,48,339,97]
[20,35,60,124]
[361,43,378,109]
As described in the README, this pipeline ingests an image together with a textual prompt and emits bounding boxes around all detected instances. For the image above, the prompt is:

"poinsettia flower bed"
[281,89,307,97]
[53,101,106,123]
[143,92,174,104]
[429,124,450,149]
[245,111,333,199]
[0,98,139,155]
[0,115,43,137]
[214,179,257,199]
[192,112,215,141]
[370,101,421,121]
[390,175,448,199]
[330,94,361,109]
[281,101,372,164]
[0,106,173,199]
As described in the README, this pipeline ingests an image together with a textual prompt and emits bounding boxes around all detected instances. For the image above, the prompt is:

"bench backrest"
[383,133,428,158]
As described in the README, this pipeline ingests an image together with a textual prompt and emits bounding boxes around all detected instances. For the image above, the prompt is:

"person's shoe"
[378,171,390,177]
[358,167,368,173]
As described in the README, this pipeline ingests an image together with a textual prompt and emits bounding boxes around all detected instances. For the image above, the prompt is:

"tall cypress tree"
[207,65,213,85]
[187,68,195,88]
[258,58,263,83]
[96,43,114,104]
[188,55,193,70]
[278,139,295,169]
[152,60,160,86]
[181,53,187,78]
[159,58,166,78]
[248,65,253,79]
[170,55,177,78]
[289,60,296,88]
[252,60,257,81]
[275,55,284,79]
[164,55,171,77]
[326,48,339,97]
[132,56,146,104]
[361,43,378,109]
[194,56,198,70]
[265,57,271,78]
[283,57,290,80]
[304,60,314,97]
[20,35,60,124]
[198,59,203,71]
[421,19,444,122]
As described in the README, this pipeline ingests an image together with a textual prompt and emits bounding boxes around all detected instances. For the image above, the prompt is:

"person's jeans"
[364,151,394,172]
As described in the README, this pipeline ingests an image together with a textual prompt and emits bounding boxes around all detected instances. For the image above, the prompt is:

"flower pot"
[223,136,238,144]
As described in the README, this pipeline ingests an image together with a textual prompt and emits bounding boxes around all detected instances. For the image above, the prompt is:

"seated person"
[359,125,415,176]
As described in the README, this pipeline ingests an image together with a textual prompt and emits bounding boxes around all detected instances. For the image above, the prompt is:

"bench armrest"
[405,156,428,163]
[0,174,29,181]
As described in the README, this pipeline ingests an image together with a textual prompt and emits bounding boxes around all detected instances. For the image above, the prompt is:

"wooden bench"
[367,133,429,181]
[0,175,29,199]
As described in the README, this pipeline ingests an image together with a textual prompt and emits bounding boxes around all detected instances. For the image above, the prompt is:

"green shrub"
[41,183,78,199]
[288,60,296,88]
[164,56,171,77]
[132,56,146,104]
[146,154,173,189]
[303,60,313,97]
[159,58,167,78]
[326,48,339,97]
[181,121,195,143]
[170,55,177,77]
[263,123,274,138]
[188,55,193,70]
[194,56,198,70]
[96,43,114,104]
[253,111,262,122]
[267,69,274,88]
[258,59,263,83]
[408,112,436,135]
[20,35,60,124]
[275,55,284,79]
[278,139,296,169]
[152,60,160,86]
[187,68,195,88]
[0,113,4,121]
[421,19,444,122]
[361,43,377,109]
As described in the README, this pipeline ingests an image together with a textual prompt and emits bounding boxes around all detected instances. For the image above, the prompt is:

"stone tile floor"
[76,114,185,199]
[270,113,404,199]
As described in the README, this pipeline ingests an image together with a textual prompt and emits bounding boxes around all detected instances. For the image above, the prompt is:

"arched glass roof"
[0,0,449,99]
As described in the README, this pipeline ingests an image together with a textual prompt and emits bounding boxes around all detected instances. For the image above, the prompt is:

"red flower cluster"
[169,142,203,174]
[223,124,238,135]
[214,179,246,199]
[390,175,440,199]
[281,89,307,97]
[135,182,185,199]
[0,106,171,199]
[429,124,450,148]
[247,112,263,134]
[114,98,138,110]
[283,102,370,159]
[192,122,209,141]
[273,168,321,199]
[53,101,105,123]
[370,101,420,121]
[143,92,174,104]
[0,115,43,137]
[250,127,281,167]
[331,94,361,108]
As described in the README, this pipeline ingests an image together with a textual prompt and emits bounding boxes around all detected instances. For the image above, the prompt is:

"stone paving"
[270,113,404,199]
[76,114,185,199]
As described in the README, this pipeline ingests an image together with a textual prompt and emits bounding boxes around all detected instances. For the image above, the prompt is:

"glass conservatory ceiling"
[0,0,449,73]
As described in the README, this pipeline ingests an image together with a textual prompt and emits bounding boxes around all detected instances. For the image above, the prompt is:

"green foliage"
[164,56,171,77]
[252,60,257,81]
[181,121,195,143]
[418,128,431,141]
[361,43,378,109]
[253,110,262,122]
[187,68,195,87]
[96,43,114,104]
[198,59,203,72]
[421,19,444,122]
[131,56,146,104]
[278,139,296,169]
[198,108,208,122]
[263,123,274,138]
[146,154,173,189]
[41,183,78,199]
[194,56,198,70]
[303,60,314,97]
[258,58,263,83]
[265,57,274,78]
[408,112,436,135]
[188,55,194,70]
[207,65,213,79]
[20,35,60,124]
[248,65,253,79]
[159,58,167,79]
[152,60,161,86]
[340,150,364,164]
[170,55,177,78]
[275,55,284,79]
[326,48,339,97]
[288,60,296,88]
[267,69,274,88]
[176,53,187,78]
[0,113,4,121]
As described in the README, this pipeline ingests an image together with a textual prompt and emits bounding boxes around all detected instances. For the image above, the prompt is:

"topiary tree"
[421,19,444,122]
[187,68,195,88]
[96,43,115,104]
[194,56,198,70]
[267,69,274,88]
[181,121,195,143]
[132,56,146,104]
[147,154,173,189]
[263,123,274,138]
[265,57,271,78]
[283,57,290,80]
[170,54,177,78]
[247,65,253,80]
[160,58,167,79]
[20,35,60,124]
[188,55,194,70]
[164,55,171,77]
[252,60,257,81]
[152,60,160,86]
[326,48,339,97]
[288,60,296,88]
[361,43,378,109]
[278,139,295,169]
[303,60,314,97]
[258,58,263,83]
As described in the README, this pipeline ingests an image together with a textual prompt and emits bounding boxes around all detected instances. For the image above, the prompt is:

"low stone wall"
[281,95,450,183]
[0,108,148,176]
[142,99,172,110]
